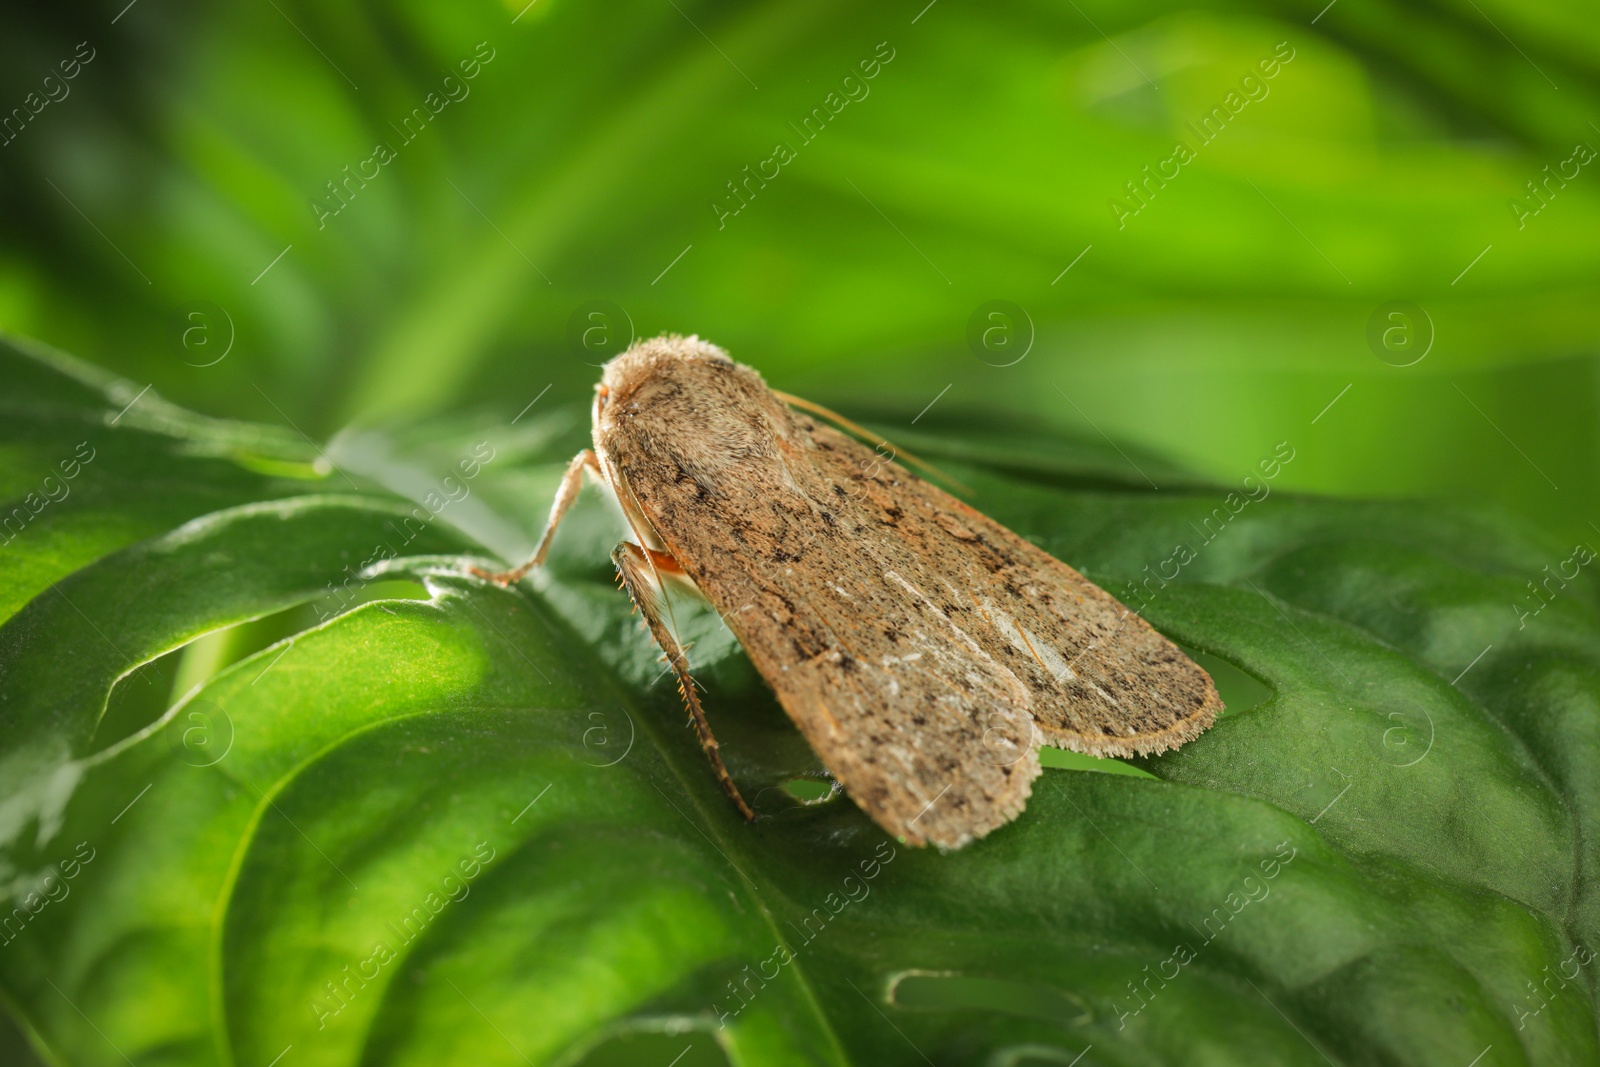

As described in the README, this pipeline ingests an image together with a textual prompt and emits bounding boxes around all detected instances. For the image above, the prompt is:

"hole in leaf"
[889,972,1094,1027]
[778,776,839,804]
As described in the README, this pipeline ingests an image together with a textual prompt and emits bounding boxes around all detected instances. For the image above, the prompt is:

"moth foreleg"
[470,449,601,586]
[612,540,757,824]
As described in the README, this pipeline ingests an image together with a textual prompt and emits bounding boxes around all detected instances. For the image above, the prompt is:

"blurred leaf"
[4,338,1600,1066]
[1,0,1596,547]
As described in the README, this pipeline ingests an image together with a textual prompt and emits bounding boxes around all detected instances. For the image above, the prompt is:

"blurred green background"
[0,0,1596,548]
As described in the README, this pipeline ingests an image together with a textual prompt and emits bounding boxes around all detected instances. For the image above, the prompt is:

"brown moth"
[474,335,1220,849]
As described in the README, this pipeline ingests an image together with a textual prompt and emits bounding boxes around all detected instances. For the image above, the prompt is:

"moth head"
[597,334,753,418]
[595,334,796,490]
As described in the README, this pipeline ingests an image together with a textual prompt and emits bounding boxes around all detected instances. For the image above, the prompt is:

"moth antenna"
[772,389,972,495]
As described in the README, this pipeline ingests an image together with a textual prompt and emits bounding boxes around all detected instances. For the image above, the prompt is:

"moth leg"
[612,540,757,823]
[470,449,600,586]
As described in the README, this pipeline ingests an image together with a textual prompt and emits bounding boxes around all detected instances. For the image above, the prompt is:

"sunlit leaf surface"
[3,336,1598,1065]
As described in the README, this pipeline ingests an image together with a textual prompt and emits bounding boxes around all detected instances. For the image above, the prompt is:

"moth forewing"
[475,334,1221,849]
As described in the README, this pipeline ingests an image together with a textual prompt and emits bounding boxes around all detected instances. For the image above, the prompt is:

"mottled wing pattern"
[609,408,1218,848]
[816,426,1223,758]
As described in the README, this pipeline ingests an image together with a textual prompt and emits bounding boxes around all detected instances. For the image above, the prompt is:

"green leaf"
[4,338,1600,1067]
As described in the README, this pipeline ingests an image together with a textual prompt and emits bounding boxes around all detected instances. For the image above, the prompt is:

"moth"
[474,335,1220,849]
